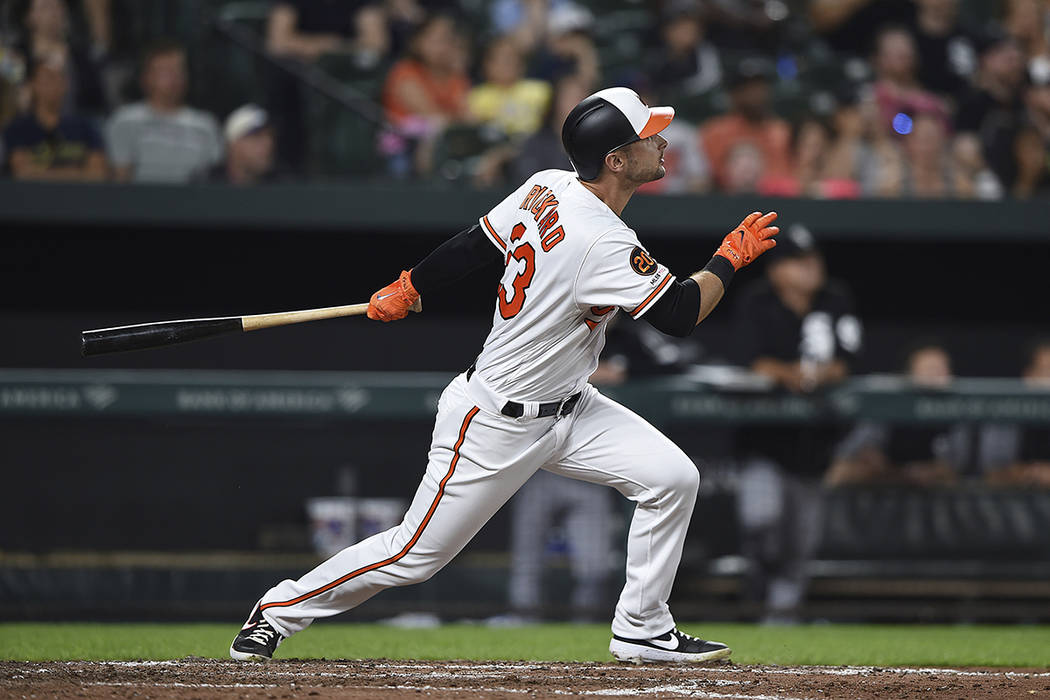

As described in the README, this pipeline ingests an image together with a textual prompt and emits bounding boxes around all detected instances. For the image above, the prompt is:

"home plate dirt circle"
[3,659,1049,699]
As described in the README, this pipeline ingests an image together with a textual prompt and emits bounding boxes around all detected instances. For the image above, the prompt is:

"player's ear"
[604,150,626,175]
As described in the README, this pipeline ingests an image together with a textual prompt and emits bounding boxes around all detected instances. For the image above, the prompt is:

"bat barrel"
[81,318,243,356]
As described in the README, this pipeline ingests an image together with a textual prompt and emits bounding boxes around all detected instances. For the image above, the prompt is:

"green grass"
[1,623,1048,668]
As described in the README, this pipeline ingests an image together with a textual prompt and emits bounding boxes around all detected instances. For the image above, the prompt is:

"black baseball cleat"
[609,627,732,664]
[230,602,283,661]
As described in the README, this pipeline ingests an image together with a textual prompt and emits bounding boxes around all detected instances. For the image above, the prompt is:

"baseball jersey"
[473,169,675,402]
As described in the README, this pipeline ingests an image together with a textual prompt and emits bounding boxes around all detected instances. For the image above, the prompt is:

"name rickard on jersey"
[519,184,566,252]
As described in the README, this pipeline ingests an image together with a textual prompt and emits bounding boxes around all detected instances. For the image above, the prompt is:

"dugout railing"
[2,369,1048,622]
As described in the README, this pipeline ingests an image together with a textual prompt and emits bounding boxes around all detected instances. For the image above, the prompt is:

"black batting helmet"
[560,87,675,181]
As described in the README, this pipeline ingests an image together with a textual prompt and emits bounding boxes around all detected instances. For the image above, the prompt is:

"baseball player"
[231,87,778,664]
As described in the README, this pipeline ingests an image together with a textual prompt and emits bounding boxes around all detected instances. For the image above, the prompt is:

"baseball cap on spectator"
[224,104,270,143]
[765,223,820,262]
[1029,58,1050,88]
[726,56,775,90]
[548,3,593,36]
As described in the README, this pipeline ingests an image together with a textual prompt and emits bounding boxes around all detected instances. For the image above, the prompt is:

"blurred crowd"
[1,0,1049,197]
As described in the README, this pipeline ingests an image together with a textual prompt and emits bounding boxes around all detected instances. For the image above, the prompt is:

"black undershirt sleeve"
[409,224,504,295]
[413,225,701,337]
[642,278,701,338]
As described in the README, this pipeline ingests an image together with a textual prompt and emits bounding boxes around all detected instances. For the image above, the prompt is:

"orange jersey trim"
[630,275,673,317]
[261,406,481,611]
[481,216,506,250]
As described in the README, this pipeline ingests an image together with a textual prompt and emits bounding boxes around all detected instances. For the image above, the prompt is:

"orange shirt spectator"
[383,58,469,123]
[702,114,792,189]
[701,58,792,191]
[381,15,470,127]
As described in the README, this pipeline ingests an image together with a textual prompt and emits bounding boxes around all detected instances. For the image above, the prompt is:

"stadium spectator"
[381,13,470,176]
[266,1,389,66]
[870,26,949,137]
[949,132,1004,199]
[761,114,860,198]
[384,0,429,56]
[468,37,551,138]
[809,0,915,56]
[105,40,222,183]
[908,0,978,100]
[821,86,872,188]
[721,141,766,194]
[82,0,112,60]
[0,41,27,129]
[508,74,588,183]
[821,83,915,198]
[700,57,791,192]
[382,14,470,128]
[13,0,107,115]
[1013,65,1050,198]
[1003,0,1050,80]
[214,104,278,185]
[732,224,862,622]
[955,31,1027,191]
[646,0,722,99]
[789,117,835,196]
[487,0,550,54]
[2,53,106,181]
[528,4,600,89]
[902,111,953,197]
[826,343,964,487]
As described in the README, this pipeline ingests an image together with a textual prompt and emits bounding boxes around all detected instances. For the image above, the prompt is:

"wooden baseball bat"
[80,298,422,356]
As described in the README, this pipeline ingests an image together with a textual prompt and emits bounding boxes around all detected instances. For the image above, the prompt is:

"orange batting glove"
[367,269,420,322]
[715,211,779,270]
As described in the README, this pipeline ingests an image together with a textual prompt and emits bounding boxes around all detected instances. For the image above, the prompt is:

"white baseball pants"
[258,371,699,640]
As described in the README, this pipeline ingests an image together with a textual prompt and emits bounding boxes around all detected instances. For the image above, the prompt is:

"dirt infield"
[3,659,1049,699]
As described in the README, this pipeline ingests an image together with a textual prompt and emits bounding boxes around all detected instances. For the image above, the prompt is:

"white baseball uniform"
[257,169,699,640]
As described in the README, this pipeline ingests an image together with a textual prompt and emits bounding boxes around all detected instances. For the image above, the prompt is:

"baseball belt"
[466,364,581,419]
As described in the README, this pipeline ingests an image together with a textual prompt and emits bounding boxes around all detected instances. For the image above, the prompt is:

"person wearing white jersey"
[231,87,779,664]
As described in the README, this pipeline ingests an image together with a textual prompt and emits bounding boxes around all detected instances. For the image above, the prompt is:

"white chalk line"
[88,681,278,689]
[86,681,803,699]
[587,690,807,700]
[354,662,1050,679]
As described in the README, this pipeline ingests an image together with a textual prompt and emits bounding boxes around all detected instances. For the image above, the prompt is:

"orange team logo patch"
[630,246,657,275]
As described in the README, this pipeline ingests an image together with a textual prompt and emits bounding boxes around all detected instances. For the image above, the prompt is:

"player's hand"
[715,211,779,271]
[367,269,420,322]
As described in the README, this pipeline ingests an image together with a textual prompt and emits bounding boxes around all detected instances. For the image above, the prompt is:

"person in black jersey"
[731,223,863,622]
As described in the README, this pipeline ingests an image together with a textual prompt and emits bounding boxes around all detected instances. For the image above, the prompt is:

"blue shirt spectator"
[2,54,106,181]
